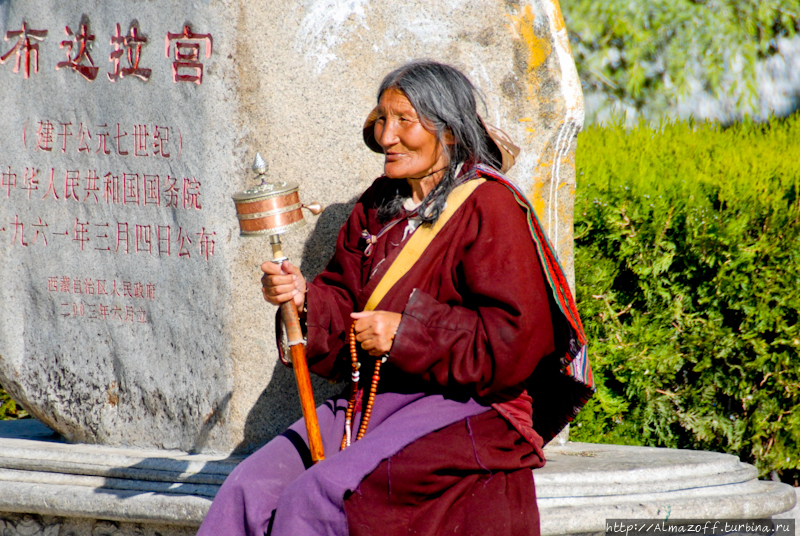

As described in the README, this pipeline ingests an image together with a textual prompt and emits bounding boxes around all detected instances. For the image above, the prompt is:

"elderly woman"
[198,60,591,536]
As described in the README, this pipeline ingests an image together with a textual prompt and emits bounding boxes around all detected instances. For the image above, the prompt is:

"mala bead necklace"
[340,324,360,450]
[340,321,386,450]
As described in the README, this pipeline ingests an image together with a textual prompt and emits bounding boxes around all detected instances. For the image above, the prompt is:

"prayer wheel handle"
[302,202,323,216]
[232,152,326,464]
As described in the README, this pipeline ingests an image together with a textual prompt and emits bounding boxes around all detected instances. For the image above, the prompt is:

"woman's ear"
[442,128,456,145]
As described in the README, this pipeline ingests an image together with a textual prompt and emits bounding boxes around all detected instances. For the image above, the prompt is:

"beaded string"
[357,348,383,441]
[340,322,385,450]
[340,323,361,450]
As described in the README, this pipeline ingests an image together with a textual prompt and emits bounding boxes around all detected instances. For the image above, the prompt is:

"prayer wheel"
[232,153,322,239]
[231,153,325,463]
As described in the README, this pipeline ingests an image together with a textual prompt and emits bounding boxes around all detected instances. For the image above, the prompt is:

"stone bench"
[0,420,794,536]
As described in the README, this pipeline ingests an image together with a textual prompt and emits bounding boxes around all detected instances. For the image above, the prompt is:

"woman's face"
[373,88,449,180]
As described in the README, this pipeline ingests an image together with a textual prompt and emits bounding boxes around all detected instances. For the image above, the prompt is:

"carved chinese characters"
[5,118,210,265]
[108,24,151,82]
[165,26,213,84]
[0,23,48,78]
[1,19,212,84]
[57,23,100,81]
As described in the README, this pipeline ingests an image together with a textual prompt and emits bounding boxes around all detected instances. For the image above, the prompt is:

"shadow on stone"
[0,418,62,442]
[299,199,358,279]
[234,199,357,455]
[191,391,233,453]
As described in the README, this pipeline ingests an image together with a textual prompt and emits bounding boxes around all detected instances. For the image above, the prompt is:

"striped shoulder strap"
[473,164,594,441]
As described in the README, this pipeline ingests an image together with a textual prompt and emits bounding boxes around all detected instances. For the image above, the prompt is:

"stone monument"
[0,0,794,534]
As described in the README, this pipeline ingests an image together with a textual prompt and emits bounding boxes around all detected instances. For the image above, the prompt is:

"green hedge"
[571,113,800,484]
[0,384,26,420]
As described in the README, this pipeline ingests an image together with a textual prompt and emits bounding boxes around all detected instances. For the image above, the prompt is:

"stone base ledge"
[0,420,229,532]
[540,479,794,536]
[0,480,211,527]
[539,443,796,535]
[0,513,198,536]
[0,421,796,535]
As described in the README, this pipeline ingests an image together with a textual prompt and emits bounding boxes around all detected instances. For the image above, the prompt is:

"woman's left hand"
[350,311,402,357]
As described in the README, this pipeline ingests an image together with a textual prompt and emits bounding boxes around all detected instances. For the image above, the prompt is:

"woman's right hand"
[260,260,306,311]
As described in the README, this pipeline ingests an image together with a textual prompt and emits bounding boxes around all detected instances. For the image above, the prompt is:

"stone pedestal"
[0,421,795,535]
[537,443,797,535]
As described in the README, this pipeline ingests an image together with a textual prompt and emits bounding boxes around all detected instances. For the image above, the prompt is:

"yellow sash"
[363,179,486,311]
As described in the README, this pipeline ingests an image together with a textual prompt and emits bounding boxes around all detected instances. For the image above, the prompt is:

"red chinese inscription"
[57,122,73,152]
[2,167,17,198]
[64,170,80,201]
[47,276,156,300]
[133,125,148,156]
[84,170,100,202]
[28,119,180,158]
[22,168,40,199]
[165,25,212,84]
[36,120,55,151]
[73,219,90,250]
[182,177,201,210]
[108,23,151,82]
[0,165,203,212]
[0,22,48,78]
[58,299,150,324]
[56,24,99,81]
[123,173,139,205]
[152,126,170,157]
[196,228,216,261]
[32,217,48,246]
[96,124,111,155]
[41,168,59,200]
[1,20,218,84]
[11,215,27,246]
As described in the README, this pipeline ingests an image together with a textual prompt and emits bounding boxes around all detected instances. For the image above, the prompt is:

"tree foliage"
[562,0,800,115]
[571,113,800,485]
[0,384,27,420]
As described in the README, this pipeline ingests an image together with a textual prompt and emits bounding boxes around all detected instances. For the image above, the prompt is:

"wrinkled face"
[373,88,449,180]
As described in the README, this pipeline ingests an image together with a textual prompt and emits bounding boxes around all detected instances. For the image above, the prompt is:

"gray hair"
[375,60,500,224]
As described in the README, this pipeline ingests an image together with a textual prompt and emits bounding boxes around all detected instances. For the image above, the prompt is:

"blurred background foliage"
[0,384,27,420]
[562,0,800,123]
[570,113,800,486]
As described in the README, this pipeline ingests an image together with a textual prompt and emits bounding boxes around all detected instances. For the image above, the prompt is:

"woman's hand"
[260,260,306,311]
[350,311,402,357]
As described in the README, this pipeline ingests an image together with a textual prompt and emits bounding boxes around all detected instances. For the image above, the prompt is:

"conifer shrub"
[571,113,800,485]
[0,384,27,420]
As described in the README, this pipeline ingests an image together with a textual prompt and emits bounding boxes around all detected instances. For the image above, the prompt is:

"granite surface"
[0,0,584,454]
[539,443,796,535]
[773,488,800,525]
[0,515,197,536]
[537,442,757,497]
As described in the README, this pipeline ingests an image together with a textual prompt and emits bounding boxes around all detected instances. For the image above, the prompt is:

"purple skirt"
[197,391,488,536]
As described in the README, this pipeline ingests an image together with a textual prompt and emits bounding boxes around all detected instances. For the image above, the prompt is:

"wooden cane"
[270,236,325,464]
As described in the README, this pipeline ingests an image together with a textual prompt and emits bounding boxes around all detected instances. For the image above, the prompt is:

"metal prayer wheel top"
[232,153,321,237]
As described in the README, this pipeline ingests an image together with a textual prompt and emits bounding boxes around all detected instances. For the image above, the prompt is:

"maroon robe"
[303,175,555,535]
